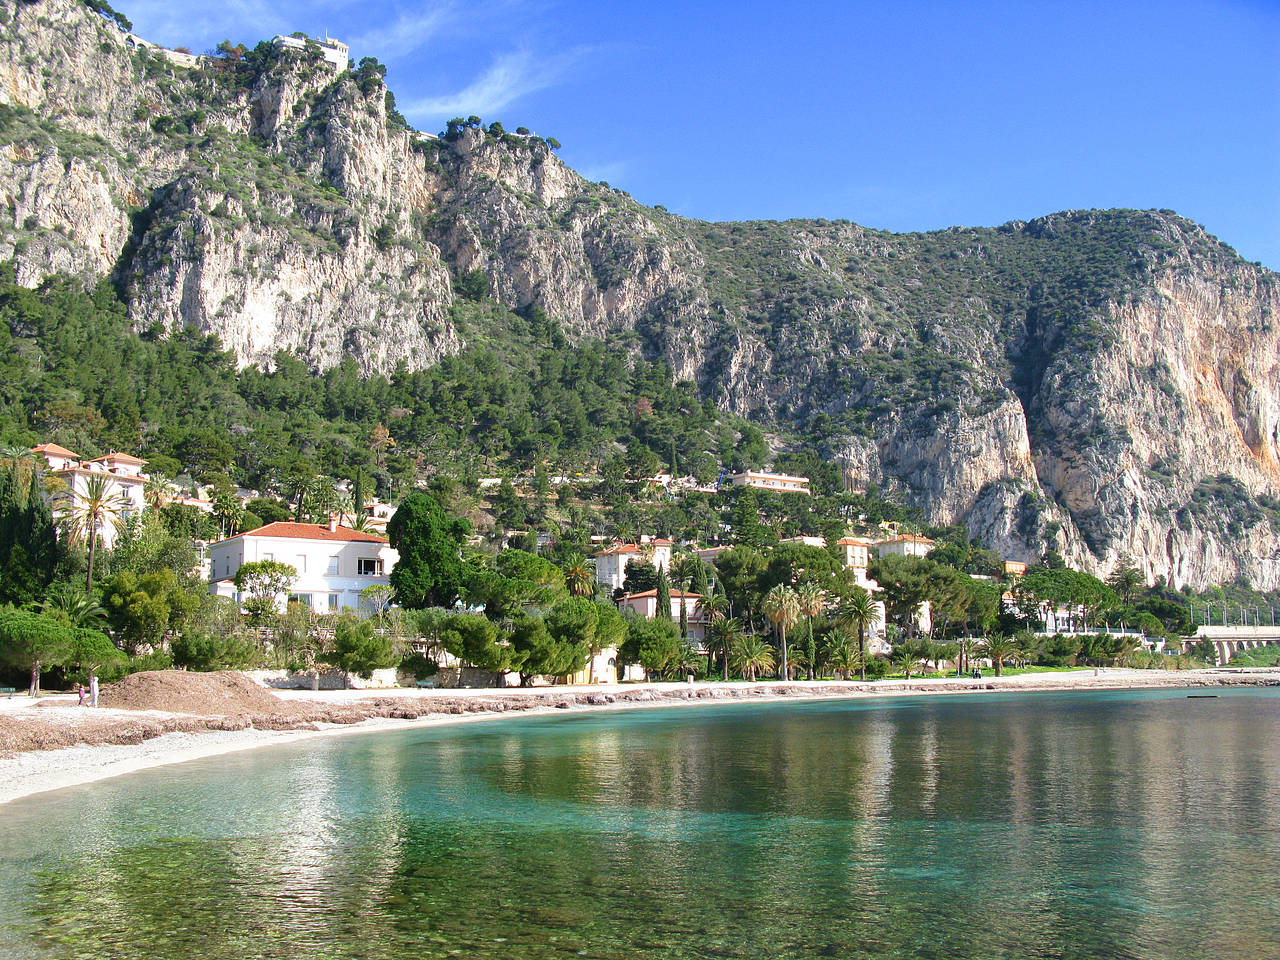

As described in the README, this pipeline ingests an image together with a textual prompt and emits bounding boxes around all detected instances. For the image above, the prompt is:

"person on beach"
[76,683,85,706]
[89,676,99,708]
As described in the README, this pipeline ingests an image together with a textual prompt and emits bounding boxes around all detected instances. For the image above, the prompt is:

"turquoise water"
[2,688,1279,959]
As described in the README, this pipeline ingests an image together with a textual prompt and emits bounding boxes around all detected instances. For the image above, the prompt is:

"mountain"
[3,0,1280,590]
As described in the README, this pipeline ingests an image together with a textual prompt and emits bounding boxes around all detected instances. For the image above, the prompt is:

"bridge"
[1180,626,1280,666]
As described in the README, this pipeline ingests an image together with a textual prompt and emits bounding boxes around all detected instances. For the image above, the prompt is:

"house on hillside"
[727,471,811,495]
[593,537,673,592]
[618,589,709,643]
[873,533,935,559]
[33,445,147,550]
[208,517,398,615]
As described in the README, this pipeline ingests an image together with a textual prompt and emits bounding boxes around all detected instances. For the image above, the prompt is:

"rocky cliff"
[3,0,1279,590]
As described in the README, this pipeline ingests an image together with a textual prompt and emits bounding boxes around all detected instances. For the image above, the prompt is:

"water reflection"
[1,689,1278,959]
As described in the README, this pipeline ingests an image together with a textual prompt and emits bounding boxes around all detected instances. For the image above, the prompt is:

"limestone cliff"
[2,0,1279,590]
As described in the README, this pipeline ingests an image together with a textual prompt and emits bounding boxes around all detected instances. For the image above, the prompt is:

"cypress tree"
[655,568,673,622]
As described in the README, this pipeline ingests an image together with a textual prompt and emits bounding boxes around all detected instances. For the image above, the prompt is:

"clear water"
[2,688,1279,959]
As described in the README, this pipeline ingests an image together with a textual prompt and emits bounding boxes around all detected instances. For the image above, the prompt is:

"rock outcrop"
[2,0,1279,589]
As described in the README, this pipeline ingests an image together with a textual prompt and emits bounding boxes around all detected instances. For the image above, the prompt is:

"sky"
[122,0,1280,267]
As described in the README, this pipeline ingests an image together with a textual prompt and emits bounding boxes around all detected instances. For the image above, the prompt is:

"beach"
[2,667,1277,807]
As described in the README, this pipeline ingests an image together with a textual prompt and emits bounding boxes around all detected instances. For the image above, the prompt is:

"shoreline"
[2,667,1277,806]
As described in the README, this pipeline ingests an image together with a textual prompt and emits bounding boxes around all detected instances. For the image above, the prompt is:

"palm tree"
[795,582,825,680]
[40,586,107,629]
[562,553,596,598]
[65,475,129,593]
[979,634,1018,676]
[761,584,800,680]
[823,633,864,680]
[731,633,775,682]
[893,645,925,680]
[0,444,38,488]
[669,554,698,641]
[709,615,743,681]
[835,588,876,681]
[697,589,730,675]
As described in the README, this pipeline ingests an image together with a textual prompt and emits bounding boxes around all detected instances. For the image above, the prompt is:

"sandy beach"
[2,667,1277,806]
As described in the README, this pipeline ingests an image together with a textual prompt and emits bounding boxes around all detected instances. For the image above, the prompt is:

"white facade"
[873,534,936,559]
[728,471,811,495]
[594,538,673,592]
[271,35,349,70]
[34,445,146,550]
[209,519,399,615]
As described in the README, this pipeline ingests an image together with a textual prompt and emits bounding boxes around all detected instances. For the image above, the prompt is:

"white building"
[780,535,826,548]
[271,35,349,71]
[873,534,936,559]
[728,471,811,495]
[593,538,673,592]
[209,518,399,615]
[33,445,147,550]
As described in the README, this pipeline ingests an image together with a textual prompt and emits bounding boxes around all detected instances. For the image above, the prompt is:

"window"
[328,593,340,612]
[289,594,311,608]
[357,557,384,577]
[326,556,339,576]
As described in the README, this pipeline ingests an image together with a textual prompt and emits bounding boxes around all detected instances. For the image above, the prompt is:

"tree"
[823,633,863,680]
[64,474,129,592]
[730,633,775,681]
[40,586,107,629]
[102,569,200,654]
[708,616,743,681]
[233,559,297,623]
[867,555,935,639]
[0,466,60,606]
[834,587,876,681]
[655,568,673,623]
[330,615,397,687]
[1107,562,1146,605]
[761,584,800,680]
[623,616,680,678]
[979,635,1017,676]
[387,493,471,609]
[669,554,698,640]
[69,628,125,685]
[0,607,73,696]
[561,553,595,597]
[795,581,825,680]
[441,612,518,681]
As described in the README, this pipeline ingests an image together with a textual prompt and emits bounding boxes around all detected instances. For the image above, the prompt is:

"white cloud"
[403,47,586,121]
[349,5,456,62]
[120,0,293,47]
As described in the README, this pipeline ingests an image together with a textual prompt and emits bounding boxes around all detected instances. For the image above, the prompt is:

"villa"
[593,537,673,592]
[617,589,709,643]
[32,444,147,550]
[208,517,398,615]
[727,471,811,495]
[873,533,936,559]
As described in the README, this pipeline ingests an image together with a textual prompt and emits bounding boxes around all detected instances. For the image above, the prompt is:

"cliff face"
[3,0,1279,589]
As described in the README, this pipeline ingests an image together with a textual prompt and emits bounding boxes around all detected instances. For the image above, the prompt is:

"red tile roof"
[86,452,147,465]
[214,521,389,546]
[31,443,81,457]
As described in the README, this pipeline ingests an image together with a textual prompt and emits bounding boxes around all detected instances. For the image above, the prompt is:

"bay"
[2,687,1278,959]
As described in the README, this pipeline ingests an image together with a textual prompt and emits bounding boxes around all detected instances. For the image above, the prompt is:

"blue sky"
[123,0,1279,267]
